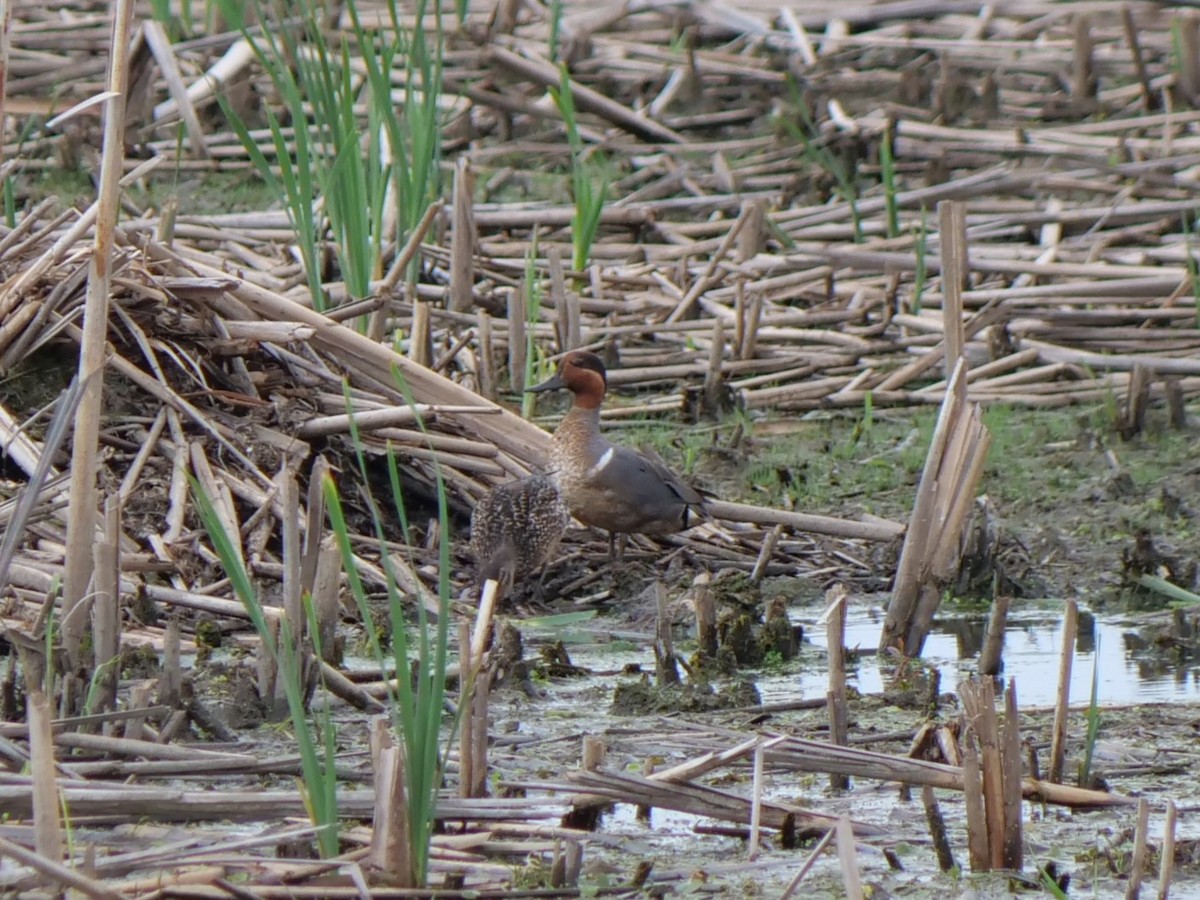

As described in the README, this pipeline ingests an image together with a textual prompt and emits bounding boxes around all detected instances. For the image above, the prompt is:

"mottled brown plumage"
[469,473,569,597]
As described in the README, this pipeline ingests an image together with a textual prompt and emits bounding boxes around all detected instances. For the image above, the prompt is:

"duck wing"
[635,444,708,509]
[575,443,707,533]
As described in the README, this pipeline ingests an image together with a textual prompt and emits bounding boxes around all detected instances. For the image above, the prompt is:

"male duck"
[528,351,707,551]
[470,473,569,598]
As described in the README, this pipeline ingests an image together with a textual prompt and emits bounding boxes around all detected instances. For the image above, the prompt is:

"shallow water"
[786,604,1200,707]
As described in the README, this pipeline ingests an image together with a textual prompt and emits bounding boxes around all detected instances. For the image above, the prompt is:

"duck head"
[527,350,608,409]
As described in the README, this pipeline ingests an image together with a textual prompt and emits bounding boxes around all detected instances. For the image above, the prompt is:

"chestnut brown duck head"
[528,351,708,547]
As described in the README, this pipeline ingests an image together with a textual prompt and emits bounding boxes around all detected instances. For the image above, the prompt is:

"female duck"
[470,473,568,598]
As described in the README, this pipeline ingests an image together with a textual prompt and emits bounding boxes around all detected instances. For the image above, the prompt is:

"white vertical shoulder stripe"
[585,447,614,478]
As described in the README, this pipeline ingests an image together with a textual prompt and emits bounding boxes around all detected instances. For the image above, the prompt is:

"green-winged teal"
[528,351,707,551]
[469,473,568,597]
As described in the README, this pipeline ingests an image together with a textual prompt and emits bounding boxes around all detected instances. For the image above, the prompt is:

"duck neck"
[557,404,600,441]
[553,404,603,461]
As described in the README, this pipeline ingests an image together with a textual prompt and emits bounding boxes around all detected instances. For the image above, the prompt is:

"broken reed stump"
[693,572,717,660]
[977,589,1009,677]
[1126,796,1151,900]
[561,736,610,831]
[825,585,850,791]
[835,816,865,900]
[881,359,992,656]
[958,676,1023,873]
[749,740,765,860]
[550,839,582,889]
[882,201,991,657]
[461,579,499,800]
[28,689,62,872]
[1159,799,1178,900]
[654,583,680,685]
[1049,599,1079,784]
[921,784,955,872]
[369,717,414,886]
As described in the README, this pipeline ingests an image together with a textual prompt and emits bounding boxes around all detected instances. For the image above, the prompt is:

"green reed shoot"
[3,177,14,229]
[149,0,170,26]
[781,77,862,242]
[548,0,564,60]
[1181,211,1200,327]
[880,120,899,239]
[1077,639,1102,788]
[190,476,339,856]
[912,209,928,314]
[551,64,608,273]
[216,0,445,309]
[322,379,455,885]
[522,240,544,419]
[1039,865,1070,899]
[847,390,874,447]
[348,0,445,288]
[213,0,324,307]
[1137,573,1200,605]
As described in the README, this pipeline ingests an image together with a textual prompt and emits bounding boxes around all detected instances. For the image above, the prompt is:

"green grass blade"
[190,475,338,856]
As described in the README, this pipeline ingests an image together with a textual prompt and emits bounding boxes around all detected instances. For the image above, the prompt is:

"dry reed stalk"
[457,620,474,801]
[937,199,968,377]
[977,592,1009,677]
[487,45,684,144]
[62,0,135,668]
[835,816,865,900]
[562,766,856,835]
[314,660,383,713]
[1000,680,1023,870]
[645,584,675,685]
[279,468,303,662]
[960,678,1006,868]
[0,0,9,183]
[410,299,432,367]
[779,826,837,900]
[477,310,496,400]
[158,618,180,708]
[667,204,754,322]
[882,359,990,655]
[1048,599,1078,784]
[91,495,120,716]
[141,20,208,158]
[749,523,782,584]
[692,571,716,659]
[1158,798,1177,900]
[705,500,902,543]
[460,579,498,800]
[960,729,989,871]
[824,584,849,791]
[1127,797,1151,900]
[157,248,556,465]
[747,741,764,861]
[368,717,413,884]
[952,678,1021,873]
[921,784,955,872]
[0,834,120,900]
[449,156,476,314]
[152,36,253,121]
[883,362,964,657]
[27,689,61,870]
[312,540,341,665]
[469,667,490,801]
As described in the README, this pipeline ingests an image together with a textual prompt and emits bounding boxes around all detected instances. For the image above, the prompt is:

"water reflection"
[789,606,1200,707]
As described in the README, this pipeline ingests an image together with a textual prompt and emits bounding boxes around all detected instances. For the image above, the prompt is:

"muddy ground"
[475,400,1200,897]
